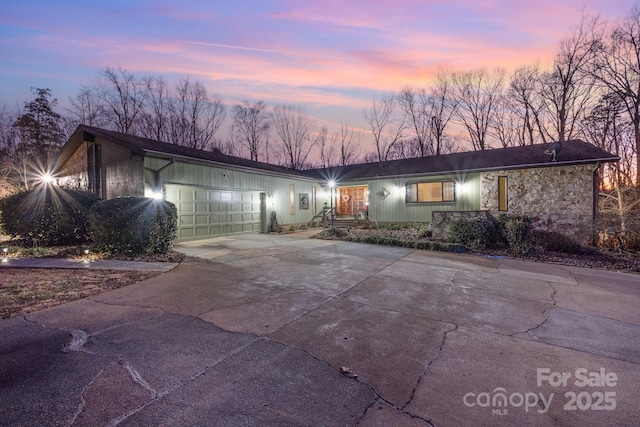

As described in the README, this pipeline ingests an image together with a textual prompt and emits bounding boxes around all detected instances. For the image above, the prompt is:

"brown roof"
[304,140,619,182]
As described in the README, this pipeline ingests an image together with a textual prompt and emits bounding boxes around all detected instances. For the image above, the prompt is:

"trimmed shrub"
[89,197,177,255]
[496,214,533,255]
[0,188,99,246]
[313,227,348,239]
[448,218,499,249]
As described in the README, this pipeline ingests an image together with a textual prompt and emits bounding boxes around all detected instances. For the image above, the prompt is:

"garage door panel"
[167,185,262,240]
[180,203,194,213]
[195,203,208,213]
[180,215,194,226]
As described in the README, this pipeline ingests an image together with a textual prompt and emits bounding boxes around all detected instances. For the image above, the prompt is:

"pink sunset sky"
[0,0,635,149]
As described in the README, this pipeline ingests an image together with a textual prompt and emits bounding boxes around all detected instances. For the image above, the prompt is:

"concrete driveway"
[2,231,639,426]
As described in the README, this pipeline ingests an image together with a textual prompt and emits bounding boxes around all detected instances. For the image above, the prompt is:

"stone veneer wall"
[481,164,596,245]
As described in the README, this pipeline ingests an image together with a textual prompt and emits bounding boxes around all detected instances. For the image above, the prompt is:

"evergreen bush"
[0,188,99,246]
[88,197,177,255]
[496,214,534,255]
[448,218,499,249]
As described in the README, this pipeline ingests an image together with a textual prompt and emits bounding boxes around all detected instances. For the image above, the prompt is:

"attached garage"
[165,184,264,240]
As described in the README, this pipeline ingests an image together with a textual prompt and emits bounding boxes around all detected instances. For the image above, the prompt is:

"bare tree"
[583,94,640,237]
[334,121,361,165]
[67,86,106,130]
[0,99,20,196]
[492,95,522,148]
[141,75,171,142]
[451,68,505,150]
[272,105,318,170]
[169,78,226,150]
[316,126,335,168]
[508,63,547,145]
[398,86,431,156]
[540,14,601,142]
[429,69,457,155]
[363,92,409,161]
[230,100,271,162]
[318,122,362,167]
[590,5,640,185]
[91,67,148,134]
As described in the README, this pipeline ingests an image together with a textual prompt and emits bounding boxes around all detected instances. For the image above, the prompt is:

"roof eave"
[329,156,620,182]
[142,149,317,181]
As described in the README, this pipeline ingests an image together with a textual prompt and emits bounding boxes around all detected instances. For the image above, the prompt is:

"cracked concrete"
[1,230,639,426]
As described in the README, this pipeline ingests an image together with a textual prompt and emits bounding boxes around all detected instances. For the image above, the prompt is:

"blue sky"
[0,0,634,143]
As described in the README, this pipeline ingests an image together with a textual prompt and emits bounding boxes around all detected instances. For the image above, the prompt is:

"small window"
[498,176,508,211]
[406,181,455,203]
[290,184,295,215]
[87,142,102,197]
[311,187,317,212]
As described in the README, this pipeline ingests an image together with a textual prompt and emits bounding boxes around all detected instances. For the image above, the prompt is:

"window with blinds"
[406,181,455,203]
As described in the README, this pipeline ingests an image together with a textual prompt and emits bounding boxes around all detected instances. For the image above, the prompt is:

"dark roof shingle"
[58,126,618,183]
[303,140,619,182]
[61,125,309,178]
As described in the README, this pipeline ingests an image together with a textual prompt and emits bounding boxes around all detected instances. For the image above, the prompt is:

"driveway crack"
[510,282,558,337]
[403,323,458,410]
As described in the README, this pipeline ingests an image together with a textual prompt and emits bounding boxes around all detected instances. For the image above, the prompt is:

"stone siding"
[480,164,595,245]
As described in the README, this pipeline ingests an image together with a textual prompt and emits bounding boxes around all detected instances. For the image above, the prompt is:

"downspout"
[144,158,175,195]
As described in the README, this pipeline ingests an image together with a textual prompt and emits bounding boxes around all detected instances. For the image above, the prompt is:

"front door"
[337,186,368,217]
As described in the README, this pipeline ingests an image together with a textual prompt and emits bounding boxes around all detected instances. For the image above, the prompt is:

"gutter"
[144,158,175,192]
[142,149,318,182]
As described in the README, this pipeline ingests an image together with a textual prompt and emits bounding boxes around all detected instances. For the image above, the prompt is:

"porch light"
[397,186,405,196]
[457,182,468,195]
[152,191,164,200]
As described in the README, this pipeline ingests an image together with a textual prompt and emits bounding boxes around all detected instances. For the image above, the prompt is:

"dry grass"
[0,268,162,319]
[0,240,184,320]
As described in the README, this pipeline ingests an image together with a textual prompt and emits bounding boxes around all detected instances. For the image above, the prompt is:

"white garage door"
[165,185,263,240]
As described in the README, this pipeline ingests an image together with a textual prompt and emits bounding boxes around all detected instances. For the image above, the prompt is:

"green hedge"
[0,188,99,245]
[496,214,533,255]
[88,197,177,255]
[448,217,499,249]
[344,233,467,253]
[448,214,537,255]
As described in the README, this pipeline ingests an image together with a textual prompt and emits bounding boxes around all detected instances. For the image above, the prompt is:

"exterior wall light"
[457,182,467,195]
[40,173,54,184]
